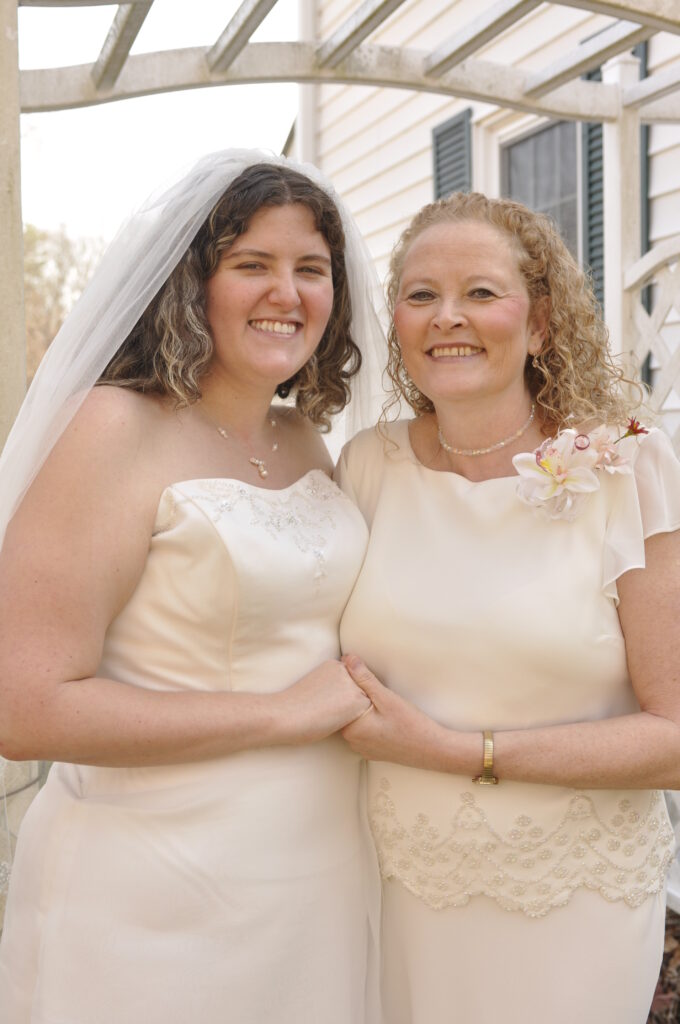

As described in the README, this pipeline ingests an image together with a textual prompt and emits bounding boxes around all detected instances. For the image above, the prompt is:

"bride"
[0,150,384,1024]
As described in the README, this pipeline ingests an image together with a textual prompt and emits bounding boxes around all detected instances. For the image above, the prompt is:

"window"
[501,121,579,257]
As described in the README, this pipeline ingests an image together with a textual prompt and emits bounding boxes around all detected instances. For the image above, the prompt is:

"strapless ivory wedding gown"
[337,421,680,1024]
[0,470,379,1024]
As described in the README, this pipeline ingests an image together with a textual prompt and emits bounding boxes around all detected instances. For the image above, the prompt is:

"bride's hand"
[274,660,372,745]
[340,655,448,768]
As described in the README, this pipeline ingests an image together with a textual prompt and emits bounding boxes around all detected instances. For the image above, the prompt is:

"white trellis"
[625,234,680,446]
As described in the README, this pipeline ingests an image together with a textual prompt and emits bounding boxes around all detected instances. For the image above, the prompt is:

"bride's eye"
[407,290,435,302]
[236,261,265,271]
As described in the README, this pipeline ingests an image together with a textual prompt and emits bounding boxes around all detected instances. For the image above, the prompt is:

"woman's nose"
[432,300,467,331]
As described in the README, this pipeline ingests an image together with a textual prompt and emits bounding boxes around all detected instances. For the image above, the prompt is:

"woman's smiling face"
[393,219,546,409]
[204,202,334,393]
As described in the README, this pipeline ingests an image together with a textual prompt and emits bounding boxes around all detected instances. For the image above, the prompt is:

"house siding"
[311,2,680,290]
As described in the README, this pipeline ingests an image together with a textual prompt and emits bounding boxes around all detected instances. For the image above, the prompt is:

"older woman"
[0,152,383,1023]
[337,191,680,1023]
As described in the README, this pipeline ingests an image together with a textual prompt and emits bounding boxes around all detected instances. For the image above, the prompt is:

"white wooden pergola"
[2,0,680,452]
[2,0,680,927]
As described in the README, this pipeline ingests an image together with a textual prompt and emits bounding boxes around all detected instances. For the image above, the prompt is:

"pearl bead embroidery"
[370,779,674,917]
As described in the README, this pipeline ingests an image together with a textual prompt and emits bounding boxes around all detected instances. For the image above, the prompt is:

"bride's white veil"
[0,148,386,552]
[0,148,387,927]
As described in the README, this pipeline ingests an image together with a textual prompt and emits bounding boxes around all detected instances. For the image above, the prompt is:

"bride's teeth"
[252,320,296,334]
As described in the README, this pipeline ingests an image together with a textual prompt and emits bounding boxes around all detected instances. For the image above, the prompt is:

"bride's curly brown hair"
[99,164,361,430]
[385,191,642,430]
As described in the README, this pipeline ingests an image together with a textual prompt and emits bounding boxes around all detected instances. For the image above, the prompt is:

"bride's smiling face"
[393,219,546,409]
[204,203,335,391]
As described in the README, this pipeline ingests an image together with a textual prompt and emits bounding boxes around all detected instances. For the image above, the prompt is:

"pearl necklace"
[437,404,535,457]
[213,417,279,479]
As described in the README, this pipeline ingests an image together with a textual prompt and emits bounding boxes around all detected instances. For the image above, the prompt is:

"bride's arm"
[0,390,369,767]
[342,528,680,790]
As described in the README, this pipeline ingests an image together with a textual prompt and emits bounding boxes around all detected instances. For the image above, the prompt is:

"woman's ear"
[528,295,551,355]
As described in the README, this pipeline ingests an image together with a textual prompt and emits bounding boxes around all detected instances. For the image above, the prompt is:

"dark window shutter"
[582,68,604,309]
[432,109,472,199]
[582,120,604,309]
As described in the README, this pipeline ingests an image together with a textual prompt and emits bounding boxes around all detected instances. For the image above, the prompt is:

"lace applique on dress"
[182,471,345,582]
[371,779,674,918]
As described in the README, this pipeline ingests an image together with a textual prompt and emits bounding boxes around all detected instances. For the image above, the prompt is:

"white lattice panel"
[624,235,680,452]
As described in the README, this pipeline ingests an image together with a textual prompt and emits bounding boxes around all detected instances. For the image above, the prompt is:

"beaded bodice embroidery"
[172,470,347,584]
[371,777,674,918]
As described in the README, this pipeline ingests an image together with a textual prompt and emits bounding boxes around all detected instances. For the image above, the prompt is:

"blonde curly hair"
[99,164,361,431]
[385,191,642,430]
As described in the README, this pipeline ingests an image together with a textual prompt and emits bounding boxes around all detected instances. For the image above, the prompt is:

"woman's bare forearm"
[430,711,680,790]
[0,659,367,766]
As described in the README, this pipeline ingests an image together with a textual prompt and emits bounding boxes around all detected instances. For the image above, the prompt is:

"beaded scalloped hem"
[371,779,675,918]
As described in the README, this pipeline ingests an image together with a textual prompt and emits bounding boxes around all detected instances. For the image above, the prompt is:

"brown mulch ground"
[647,909,680,1023]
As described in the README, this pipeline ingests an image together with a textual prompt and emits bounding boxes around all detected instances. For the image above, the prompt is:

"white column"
[297,0,317,165]
[0,0,26,450]
[602,53,641,362]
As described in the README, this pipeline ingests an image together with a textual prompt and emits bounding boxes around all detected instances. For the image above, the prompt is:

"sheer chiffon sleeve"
[334,424,395,527]
[602,428,680,604]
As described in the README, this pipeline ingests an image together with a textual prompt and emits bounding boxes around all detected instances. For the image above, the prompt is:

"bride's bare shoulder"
[31,388,170,505]
[59,386,177,466]
[70,385,162,436]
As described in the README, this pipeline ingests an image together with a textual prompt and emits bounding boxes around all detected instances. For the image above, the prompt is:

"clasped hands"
[340,654,447,770]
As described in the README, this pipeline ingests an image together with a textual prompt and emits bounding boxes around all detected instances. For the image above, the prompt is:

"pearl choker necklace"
[437,404,535,457]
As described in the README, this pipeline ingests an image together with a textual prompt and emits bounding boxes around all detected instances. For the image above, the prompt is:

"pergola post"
[0,0,26,451]
[602,52,641,363]
[297,0,317,165]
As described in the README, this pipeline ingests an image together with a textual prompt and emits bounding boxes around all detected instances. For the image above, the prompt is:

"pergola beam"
[524,19,650,97]
[19,41,621,123]
[91,3,153,91]
[20,0,150,5]
[424,0,540,77]
[623,61,680,108]
[554,0,680,34]
[316,0,408,68]
[638,92,680,122]
[206,0,278,74]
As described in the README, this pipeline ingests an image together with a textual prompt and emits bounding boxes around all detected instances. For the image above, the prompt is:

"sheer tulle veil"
[0,148,387,927]
[0,148,386,553]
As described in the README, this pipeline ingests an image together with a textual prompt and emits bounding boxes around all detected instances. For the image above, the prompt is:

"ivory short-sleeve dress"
[337,421,680,1024]
[0,471,379,1024]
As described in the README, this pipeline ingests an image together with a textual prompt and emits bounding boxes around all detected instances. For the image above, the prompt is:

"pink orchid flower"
[513,430,602,520]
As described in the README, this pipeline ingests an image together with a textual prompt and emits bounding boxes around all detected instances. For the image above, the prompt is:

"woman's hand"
[274,661,372,746]
[340,655,448,769]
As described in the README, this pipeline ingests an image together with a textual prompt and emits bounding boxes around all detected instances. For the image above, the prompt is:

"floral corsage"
[512,418,648,521]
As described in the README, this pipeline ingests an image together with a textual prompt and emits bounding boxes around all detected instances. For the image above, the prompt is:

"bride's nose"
[268,271,301,309]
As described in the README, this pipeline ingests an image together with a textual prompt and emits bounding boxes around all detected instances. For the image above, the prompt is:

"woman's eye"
[236,261,265,271]
[470,287,495,299]
[407,290,435,302]
[298,265,325,276]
